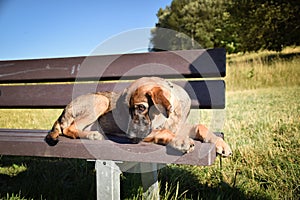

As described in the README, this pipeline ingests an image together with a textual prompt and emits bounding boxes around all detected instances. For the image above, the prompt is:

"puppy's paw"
[215,138,232,157]
[169,136,195,153]
[86,131,105,140]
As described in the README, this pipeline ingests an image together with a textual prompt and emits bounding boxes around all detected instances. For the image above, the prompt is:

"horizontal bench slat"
[0,80,225,109]
[0,49,225,83]
[0,129,216,166]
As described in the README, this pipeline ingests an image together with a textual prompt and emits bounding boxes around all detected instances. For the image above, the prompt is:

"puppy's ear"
[129,96,135,119]
[146,87,172,117]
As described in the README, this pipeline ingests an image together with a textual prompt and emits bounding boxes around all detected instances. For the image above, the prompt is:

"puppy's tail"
[45,120,61,146]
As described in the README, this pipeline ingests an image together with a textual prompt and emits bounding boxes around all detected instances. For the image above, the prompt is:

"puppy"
[45,77,232,156]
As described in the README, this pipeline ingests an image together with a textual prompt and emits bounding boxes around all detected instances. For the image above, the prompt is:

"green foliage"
[0,164,27,177]
[229,0,300,52]
[150,0,300,53]
[150,0,230,51]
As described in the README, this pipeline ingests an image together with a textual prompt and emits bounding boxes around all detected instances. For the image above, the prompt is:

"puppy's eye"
[135,104,146,112]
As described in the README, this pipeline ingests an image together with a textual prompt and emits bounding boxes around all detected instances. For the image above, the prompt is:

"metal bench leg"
[95,160,122,200]
[140,163,160,200]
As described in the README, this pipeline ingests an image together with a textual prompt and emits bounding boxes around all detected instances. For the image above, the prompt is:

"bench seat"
[0,128,222,166]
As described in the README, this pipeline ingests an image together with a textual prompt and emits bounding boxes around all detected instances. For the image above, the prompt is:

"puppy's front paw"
[169,136,195,153]
[86,131,105,140]
[215,138,232,157]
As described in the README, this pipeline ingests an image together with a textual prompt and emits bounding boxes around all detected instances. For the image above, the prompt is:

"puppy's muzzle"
[126,117,152,143]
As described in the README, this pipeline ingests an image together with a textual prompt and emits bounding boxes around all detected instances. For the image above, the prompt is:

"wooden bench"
[0,48,226,199]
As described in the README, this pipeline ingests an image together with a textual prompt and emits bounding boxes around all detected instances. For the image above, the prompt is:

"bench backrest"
[0,48,226,166]
[0,49,225,109]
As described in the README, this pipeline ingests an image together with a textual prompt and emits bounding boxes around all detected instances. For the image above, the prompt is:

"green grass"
[0,109,60,129]
[158,87,299,200]
[0,47,299,199]
[223,87,299,199]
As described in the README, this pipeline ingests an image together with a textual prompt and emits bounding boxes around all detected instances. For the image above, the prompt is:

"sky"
[0,0,172,60]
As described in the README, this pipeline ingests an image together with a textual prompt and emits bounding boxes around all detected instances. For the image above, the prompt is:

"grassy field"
[0,47,299,199]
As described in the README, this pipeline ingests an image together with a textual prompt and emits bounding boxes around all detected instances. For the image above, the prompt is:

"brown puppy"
[45,77,232,156]
[45,92,115,146]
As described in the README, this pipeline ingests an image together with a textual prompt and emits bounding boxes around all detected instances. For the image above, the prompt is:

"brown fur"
[45,77,232,156]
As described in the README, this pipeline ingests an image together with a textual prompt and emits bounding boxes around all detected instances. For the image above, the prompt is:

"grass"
[158,87,299,200]
[0,109,60,129]
[223,87,299,199]
[226,46,300,91]
[0,47,299,199]
[0,157,96,200]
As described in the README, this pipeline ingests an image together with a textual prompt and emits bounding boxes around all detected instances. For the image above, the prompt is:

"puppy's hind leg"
[81,120,108,140]
[46,93,111,145]
[62,117,106,140]
[63,93,111,140]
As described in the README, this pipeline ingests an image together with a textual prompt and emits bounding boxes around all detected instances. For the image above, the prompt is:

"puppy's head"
[127,85,172,142]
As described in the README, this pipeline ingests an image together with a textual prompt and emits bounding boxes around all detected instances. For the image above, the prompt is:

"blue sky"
[0,0,172,60]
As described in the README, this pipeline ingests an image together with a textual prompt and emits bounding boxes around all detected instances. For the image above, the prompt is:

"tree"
[150,0,300,53]
[228,0,300,52]
[150,0,232,51]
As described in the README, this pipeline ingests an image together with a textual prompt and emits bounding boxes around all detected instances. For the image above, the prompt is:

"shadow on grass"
[228,52,300,65]
[266,52,300,62]
[158,165,270,200]
[1,156,270,200]
[0,156,96,200]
